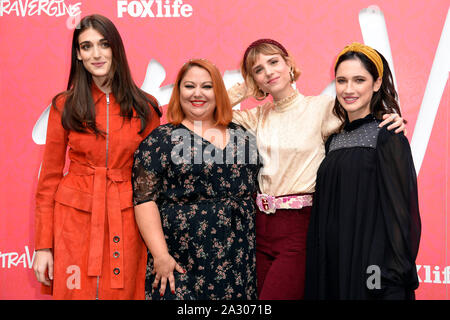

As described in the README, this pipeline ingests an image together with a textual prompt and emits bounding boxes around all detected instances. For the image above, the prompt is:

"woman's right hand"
[32,248,53,286]
[152,253,185,296]
[228,82,251,107]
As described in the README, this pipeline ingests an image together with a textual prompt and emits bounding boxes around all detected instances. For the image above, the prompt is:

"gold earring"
[255,88,268,101]
[289,68,295,83]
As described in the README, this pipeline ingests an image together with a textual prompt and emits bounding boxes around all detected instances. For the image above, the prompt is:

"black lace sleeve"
[132,127,166,206]
[376,128,422,298]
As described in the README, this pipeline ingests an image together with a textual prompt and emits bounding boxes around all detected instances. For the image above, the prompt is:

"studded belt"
[256,193,313,214]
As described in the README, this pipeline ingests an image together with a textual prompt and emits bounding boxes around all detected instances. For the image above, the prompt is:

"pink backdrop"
[0,0,448,299]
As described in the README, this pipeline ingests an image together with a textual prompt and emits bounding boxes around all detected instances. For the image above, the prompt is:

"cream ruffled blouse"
[228,84,342,196]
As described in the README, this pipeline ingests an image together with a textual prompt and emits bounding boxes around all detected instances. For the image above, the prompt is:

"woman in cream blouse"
[227,39,406,300]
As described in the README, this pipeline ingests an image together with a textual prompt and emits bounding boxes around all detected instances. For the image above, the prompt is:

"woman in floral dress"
[132,59,260,300]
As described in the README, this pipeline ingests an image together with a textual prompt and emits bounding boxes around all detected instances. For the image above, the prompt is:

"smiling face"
[251,53,294,101]
[335,58,382,122]
[76,27,113,87]
[179,66,216,123]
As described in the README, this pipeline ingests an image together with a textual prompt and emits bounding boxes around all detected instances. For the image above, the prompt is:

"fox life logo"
[117,0,193,18]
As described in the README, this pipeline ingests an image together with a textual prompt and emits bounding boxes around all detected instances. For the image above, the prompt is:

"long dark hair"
[333,50,401,129]
[52,14,161,135]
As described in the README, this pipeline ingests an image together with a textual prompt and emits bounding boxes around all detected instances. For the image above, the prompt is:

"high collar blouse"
[229,85,342,196]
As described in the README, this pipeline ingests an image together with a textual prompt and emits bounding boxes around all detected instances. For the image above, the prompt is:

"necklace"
[273,90,300,109]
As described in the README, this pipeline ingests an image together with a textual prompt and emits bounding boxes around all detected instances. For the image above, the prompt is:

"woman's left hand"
[379,113,407,135]
[152,253,185,297]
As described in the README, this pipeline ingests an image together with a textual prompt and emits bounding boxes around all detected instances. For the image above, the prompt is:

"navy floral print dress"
[132,122,260,300]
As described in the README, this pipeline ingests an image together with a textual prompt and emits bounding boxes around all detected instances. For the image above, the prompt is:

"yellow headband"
[335,42,384,78]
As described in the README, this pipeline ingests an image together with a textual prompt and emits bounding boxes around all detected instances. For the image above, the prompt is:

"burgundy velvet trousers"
[255,206,311,300]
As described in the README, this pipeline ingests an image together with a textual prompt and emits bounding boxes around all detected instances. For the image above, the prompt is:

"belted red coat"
[35,83,160,299]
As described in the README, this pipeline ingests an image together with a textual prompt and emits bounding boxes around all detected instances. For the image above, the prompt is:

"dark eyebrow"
[252,64,262,72]
[336,74,367,79]
[252,55,279,71]
[182,81,213,85]
[79,38,107,46]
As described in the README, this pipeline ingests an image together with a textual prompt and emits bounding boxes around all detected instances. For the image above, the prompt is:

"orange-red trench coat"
[35,84,160,299]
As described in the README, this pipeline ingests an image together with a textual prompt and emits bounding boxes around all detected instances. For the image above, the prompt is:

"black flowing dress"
[132,122,261,300]
[305,114,421,300]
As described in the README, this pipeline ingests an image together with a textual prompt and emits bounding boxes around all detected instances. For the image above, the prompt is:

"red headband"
[243,39,289,72]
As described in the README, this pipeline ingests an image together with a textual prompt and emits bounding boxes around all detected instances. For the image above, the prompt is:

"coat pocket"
[54,183,134,212]
[54,184,93,212]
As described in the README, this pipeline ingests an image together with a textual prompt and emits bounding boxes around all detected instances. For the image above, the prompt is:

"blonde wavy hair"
[241,42,301,99]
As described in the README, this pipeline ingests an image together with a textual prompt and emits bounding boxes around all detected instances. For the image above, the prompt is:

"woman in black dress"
[305,43,421,300]
[132,59,260,300]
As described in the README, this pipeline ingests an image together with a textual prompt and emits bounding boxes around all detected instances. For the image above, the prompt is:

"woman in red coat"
[32,14,161,299]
